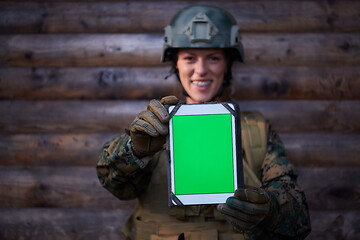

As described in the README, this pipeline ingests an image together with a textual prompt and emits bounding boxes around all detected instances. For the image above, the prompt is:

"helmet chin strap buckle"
[183,12,219,43]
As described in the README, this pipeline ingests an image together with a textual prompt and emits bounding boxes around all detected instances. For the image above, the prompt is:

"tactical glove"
[129,95,179,157]
[217,187,279,231]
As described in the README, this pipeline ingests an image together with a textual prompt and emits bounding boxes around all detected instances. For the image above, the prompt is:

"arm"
[260,128,311,239]
[218,128,311,239]
[96,134,154,200]
[96,96,179,200]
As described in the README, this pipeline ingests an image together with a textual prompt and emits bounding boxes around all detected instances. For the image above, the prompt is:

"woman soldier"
[96,5,311,240]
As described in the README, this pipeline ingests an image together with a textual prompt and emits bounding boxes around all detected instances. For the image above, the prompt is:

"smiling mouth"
[191,80,212,87]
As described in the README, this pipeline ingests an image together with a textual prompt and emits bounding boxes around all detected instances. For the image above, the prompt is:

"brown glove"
[129,96,179,157]
[217,188,279,231]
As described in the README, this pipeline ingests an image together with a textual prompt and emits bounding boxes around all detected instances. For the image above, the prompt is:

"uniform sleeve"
[260,128,311,239]
[96,133,154,200]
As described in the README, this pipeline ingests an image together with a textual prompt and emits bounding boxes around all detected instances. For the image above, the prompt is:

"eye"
[208,56,221,63]
[181,55,195,62]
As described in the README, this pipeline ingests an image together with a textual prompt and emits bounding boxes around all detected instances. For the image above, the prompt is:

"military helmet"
[162,5,244,62]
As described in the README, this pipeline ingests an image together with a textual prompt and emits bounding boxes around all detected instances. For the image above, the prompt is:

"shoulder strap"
[241,111,269,187]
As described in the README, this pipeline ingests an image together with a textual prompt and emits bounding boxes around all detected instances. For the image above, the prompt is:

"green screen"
[172,114,234,195]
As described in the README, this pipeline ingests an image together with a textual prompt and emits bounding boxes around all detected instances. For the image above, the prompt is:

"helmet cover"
[162,5,244,62]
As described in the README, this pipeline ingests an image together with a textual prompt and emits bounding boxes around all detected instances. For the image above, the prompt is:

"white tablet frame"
[167,102,243,206]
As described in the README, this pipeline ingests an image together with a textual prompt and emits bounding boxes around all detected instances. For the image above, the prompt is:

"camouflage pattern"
[258,129,311,239]
[162,5,244,63]
[96,134,154,200]
[96,126,311,239]
[257,176,311,239]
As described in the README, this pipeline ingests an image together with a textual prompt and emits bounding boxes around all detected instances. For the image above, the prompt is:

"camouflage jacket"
[96,127,311,240]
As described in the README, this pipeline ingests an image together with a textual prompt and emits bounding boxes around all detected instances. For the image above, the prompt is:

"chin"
[190,95,214,104]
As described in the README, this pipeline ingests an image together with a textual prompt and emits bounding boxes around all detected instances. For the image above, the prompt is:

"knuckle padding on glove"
[130,117,159,137]
[160,95,180,105]
[234,188,269,203]
[217,188,273,231]
[226,197,269,215]
[217,204,262,226]
[148,99,170,123]
[138,110,168,135]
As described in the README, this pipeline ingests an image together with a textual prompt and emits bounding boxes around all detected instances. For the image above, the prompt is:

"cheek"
[178,66,193,80]
[213,65,227,81]
[179,75,187,87]
[178,70,190,87]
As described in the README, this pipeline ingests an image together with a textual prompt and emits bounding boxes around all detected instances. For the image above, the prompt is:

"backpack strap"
[241,111,269,188]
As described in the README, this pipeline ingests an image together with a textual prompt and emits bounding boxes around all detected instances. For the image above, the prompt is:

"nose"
[194,58,207,76]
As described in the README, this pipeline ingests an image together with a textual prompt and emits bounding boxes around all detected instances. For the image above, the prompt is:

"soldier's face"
[176,49,227,104]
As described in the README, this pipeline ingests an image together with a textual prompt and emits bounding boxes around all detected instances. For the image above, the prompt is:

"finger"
[130,117,159,137]
[234,188,269,204]
[217,204,261,228]
[223,214,257,231]
[160,95,180,105]
[226,197,269,215]
[148,99,170,123]
[138,110,168,135]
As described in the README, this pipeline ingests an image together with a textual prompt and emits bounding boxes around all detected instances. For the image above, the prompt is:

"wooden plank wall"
[0,0,359,239]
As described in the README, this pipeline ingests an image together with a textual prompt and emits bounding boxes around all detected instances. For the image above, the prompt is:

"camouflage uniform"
[96,124,311,240]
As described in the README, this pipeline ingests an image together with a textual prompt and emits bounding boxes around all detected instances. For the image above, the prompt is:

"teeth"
[192,81,211,87]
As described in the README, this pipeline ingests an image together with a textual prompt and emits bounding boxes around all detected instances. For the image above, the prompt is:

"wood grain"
[0,208,358,240]
[0,100,147,134]
[0,133,359,167]
[297,167,360,211]
[281,134,360,167]
[0,166,136,209]
[1,33,359,67]
[0,66,358,100]
[307,210,360,240]
[1,1,359,33]
[0,167,358,210]
[0,133,116,167]
[0,0,359,239]
[1,100,359,134]
[0,208,132,240]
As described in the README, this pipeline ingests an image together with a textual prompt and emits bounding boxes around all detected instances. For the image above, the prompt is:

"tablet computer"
[167,102,243,206]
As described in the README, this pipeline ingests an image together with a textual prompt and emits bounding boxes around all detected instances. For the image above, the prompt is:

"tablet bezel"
[167,102,243,206]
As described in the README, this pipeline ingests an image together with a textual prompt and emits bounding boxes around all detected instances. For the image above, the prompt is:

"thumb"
[160,95,180,106]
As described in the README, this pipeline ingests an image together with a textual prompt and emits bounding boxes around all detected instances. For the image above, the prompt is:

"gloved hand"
[217,187,279,231]
[129,95,179,157]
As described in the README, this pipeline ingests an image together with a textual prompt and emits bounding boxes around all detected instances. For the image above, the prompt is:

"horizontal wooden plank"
[282,134,360,167]
[0,208,132,240]
[0,34,161,67]
[232,66,360,100]
[0,167,358,211]
[0,208,358,240]
[1,1,359,33]
[0,66,359,100]
[297,167,360,211]
[0,133,358,167]
[0,133,115,167]
[0,100,147,133]
[307,210,360,240]
[0,67,182,100]
[0,166,136,209]
[1,33,359,67]
[0,100,359,134]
